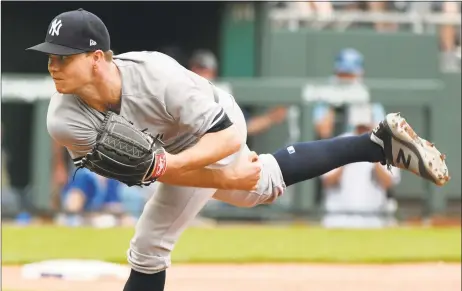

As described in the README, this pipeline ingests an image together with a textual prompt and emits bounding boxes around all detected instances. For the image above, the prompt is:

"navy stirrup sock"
[273,133,385,187]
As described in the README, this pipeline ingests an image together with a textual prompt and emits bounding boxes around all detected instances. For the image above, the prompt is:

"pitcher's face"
[48,53,93,94]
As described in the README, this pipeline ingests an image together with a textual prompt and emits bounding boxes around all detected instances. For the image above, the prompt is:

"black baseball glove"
[78,111,167,186]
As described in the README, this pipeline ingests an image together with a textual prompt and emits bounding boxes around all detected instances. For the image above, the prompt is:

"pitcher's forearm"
[157,166,229,189]
[169,125,242,173]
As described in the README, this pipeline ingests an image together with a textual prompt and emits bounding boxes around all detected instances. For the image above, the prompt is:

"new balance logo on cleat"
[371,112,450,186]
[396,148,411,169]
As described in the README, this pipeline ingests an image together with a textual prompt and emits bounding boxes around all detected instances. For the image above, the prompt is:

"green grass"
[2,225,460,265]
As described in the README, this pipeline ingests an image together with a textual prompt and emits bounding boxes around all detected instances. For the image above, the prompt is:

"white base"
[21,259,130,281]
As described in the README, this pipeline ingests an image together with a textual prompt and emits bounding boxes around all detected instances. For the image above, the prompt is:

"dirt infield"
[3,263,461,291]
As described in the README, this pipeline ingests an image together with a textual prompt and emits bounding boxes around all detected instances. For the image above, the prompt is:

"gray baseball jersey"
[47,51,285,274]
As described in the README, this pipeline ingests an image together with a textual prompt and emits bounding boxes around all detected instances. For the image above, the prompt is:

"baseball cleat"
[370,112,450,186]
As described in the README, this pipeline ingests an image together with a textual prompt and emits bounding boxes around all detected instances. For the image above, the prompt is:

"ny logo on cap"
[49,19,63,36]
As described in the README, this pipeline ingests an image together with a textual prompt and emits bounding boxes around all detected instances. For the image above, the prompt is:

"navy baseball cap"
[26,8,110,56]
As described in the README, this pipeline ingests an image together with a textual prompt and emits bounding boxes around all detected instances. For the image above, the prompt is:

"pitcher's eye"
[48,55,69,65]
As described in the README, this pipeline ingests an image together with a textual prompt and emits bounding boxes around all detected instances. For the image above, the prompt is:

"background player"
[27,9,450,291]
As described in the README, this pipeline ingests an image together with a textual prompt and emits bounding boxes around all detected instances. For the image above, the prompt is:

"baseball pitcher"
[26,9,450,291]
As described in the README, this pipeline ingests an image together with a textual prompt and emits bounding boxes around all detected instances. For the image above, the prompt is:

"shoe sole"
[384,113,450,186]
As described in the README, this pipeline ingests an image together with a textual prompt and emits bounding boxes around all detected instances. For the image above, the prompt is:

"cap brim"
[26,42,85,56]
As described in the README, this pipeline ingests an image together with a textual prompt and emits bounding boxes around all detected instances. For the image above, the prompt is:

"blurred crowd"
[273,1,461,72]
